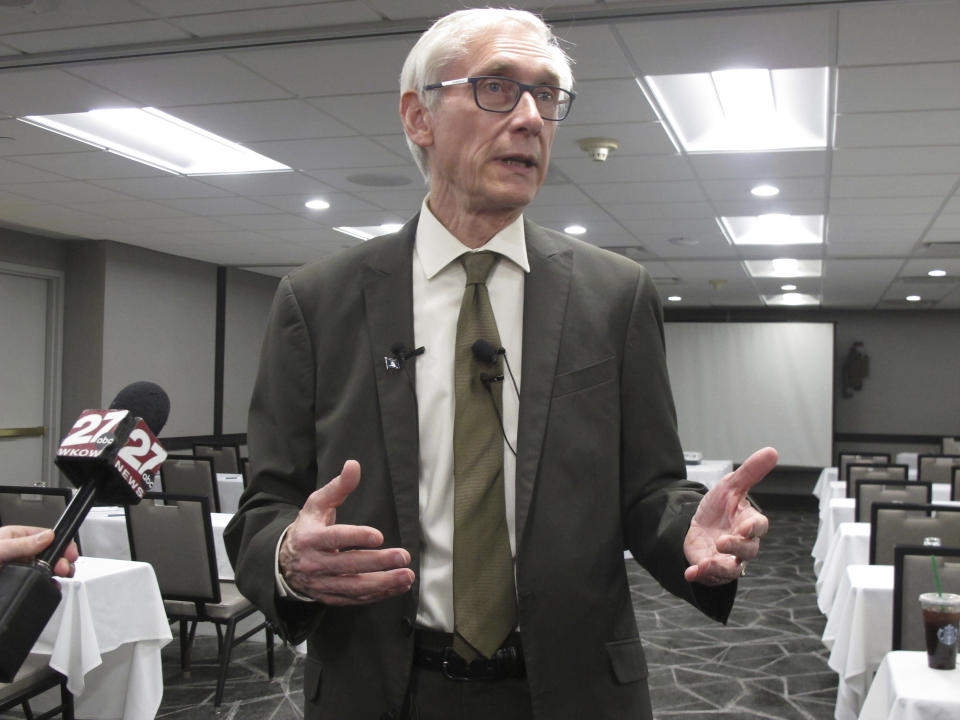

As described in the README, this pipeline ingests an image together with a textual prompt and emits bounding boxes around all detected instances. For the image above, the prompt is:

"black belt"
[413,630,525,681]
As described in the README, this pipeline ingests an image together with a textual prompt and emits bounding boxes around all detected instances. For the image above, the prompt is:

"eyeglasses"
[423,76,575,121]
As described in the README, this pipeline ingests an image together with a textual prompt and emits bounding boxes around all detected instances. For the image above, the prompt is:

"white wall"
[223,268,278,434]
[102,243,217,437]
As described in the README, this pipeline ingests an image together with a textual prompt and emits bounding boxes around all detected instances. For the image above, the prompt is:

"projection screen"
[663,322,833,468]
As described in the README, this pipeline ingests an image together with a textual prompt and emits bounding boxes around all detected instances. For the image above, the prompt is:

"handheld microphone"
[0,381,169,682]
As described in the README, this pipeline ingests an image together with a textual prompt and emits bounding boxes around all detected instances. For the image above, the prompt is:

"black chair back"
[193,444,241,475]
[855,479,930,523]
[893,544,960,651]
[838,452,890,486]
[160,455,220,513]
[918,454,960,485]
[845,463,908,499]
[870,502,960,565]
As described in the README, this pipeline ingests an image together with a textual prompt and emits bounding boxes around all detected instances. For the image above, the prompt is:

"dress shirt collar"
[414,198,530,279]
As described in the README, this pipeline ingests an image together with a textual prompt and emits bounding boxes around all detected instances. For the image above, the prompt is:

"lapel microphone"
[472,339,519,399]
[472,338,517,457]
[386,342,425,370]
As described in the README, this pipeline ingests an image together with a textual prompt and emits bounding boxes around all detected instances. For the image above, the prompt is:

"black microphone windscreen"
[109,381,170,435]
[472,339,499,365]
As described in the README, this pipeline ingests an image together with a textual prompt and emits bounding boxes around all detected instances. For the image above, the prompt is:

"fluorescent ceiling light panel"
[721,214,823,245]
[645,67,828,153]
[333,225,401,241]
[19,107,291,175]
[762,292,820,306]
[744,258,821,278]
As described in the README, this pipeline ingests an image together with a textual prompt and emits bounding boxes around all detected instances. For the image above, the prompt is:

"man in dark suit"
[225,8,777,719]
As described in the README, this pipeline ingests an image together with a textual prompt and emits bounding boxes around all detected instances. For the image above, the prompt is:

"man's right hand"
[278,459,415,604]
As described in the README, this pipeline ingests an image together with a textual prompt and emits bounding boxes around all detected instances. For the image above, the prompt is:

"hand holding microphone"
[0,381,169,682]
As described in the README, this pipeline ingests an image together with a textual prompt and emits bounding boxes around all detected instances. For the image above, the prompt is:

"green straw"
[932,554,943,597]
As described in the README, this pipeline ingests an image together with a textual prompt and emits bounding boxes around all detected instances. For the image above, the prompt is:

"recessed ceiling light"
[564,224,586,235]
[905,295,922,302]
[644,67,829,153]
[751,184,780,198]
[781,283,797,291]
[762,292,820,306]
[304,199,330,210]
[19,107,290,175]
[744,258,821,278]
[667,295,682,302]
[720,214,823,245]
[928,269,947,277]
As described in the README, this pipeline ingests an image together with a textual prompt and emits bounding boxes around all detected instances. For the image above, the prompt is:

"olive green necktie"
[452,251,517,660]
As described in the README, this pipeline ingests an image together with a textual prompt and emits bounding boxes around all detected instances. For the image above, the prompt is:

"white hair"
[399,7,574,183]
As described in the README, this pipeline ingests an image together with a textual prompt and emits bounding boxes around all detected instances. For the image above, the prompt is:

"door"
[0,263,62,488]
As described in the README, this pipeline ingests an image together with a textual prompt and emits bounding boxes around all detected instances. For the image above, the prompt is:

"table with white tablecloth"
[822,564,894,720]
[79,505,236,580]
[816,522,871,614]
[216,473,244,514]
[31,556,172,720]
[859,650,960,720]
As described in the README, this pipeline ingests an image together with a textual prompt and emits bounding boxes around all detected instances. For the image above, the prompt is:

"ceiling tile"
[835,110,960,148]
[173,99,356,142]
[68,55,292,106]
[0,68,133,116]
[11,151,167,180]
[228,37,415,96]
[566,79,657,125]
[838,1,960,65]
[306,93,402,136]
[248,136,409,169]
[616,9,835,75]
[169,2,379,36]
[837,63,960,113]
[832,146,960,176]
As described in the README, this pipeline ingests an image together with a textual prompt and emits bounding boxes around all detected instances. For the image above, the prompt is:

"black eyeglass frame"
[422,76,575,121]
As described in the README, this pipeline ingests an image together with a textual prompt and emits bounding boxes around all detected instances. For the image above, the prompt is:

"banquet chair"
[943,437,960,455]
[855,479,931,523]
[193,444,242,475]
[845,463,908,499]
[838,452,889,486]
[0,654,73,720]
[0,486,79,553]
[0,486,70,528]
[918,454,960,485]
[870,502,960,565]
[159,456,220,513]
[125,493,274,709]
[892,544,960,651]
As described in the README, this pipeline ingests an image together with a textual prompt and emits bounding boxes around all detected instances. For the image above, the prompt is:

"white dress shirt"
[413,200,527,631]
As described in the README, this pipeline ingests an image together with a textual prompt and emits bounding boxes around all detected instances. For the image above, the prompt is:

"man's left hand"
[683,447,778,585]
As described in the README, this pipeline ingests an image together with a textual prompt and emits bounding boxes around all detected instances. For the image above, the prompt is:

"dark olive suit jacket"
[224,217,736,720]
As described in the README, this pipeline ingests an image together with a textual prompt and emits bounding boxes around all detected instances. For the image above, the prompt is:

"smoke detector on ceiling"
[577,137,619,163]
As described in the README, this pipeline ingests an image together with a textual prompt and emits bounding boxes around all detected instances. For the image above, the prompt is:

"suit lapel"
[362,221,421,553]
[515,222,572,547]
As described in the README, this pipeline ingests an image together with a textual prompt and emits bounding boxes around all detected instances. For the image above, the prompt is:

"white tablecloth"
[32,556,171,720]
[216,473,244,514]
[823,564,894,720]
[859,650,960,720]
[816,522,871,614]
[79,506,236,580]
[686,459,733,490]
